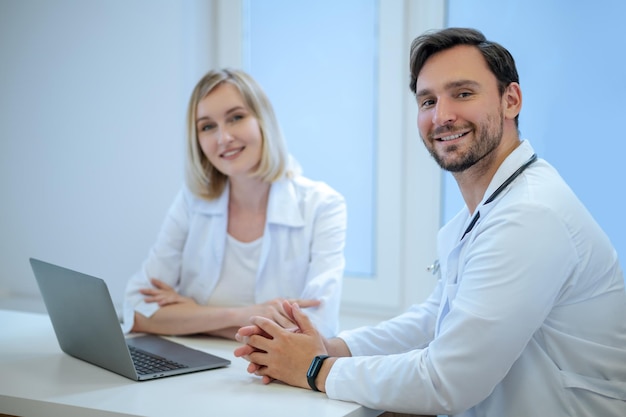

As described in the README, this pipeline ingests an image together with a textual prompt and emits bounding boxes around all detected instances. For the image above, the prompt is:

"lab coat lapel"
[192,183,229,283]
[255,179,306,284]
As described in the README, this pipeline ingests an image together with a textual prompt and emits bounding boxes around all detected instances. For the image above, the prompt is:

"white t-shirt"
[205,234,261,307]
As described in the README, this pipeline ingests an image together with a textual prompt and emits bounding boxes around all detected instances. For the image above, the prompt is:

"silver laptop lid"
[29,258,230,381]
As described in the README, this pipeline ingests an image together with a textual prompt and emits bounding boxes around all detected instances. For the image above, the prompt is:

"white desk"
[0,309,382,417]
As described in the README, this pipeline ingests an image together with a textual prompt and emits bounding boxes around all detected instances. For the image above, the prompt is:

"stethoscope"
[426,153,538,276]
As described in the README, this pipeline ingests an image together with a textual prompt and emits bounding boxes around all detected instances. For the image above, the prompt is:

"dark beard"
[425,112,503,173]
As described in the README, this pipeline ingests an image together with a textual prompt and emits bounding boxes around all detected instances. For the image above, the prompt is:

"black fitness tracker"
[306,354,330,392]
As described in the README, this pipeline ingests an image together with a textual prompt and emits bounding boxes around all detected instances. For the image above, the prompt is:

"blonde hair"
[185,68,291,200]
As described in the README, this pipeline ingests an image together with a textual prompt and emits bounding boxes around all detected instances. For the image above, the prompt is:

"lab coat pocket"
[561,370,626,400]
[283,255,309,289]
[436,282,460,335]
[445,282,460,307]
[263,254,309,296]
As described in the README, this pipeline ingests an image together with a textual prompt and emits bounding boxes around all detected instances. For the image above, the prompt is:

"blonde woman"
[122,69,346,340]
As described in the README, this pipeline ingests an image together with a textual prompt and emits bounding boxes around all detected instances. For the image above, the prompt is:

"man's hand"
[234,301,327,388]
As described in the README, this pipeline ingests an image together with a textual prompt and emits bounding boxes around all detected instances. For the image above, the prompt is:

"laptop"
[29,257,231,381]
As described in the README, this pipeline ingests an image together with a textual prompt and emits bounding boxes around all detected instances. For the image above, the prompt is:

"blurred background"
[1,0,623,327]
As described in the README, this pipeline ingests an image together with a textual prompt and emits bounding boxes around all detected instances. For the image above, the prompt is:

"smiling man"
[234,28,626,417]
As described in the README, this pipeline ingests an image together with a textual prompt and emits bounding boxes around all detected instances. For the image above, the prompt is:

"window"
[243,0,378,278]
[213,0,444,315]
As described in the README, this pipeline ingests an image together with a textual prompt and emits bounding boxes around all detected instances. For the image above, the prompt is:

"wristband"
[306,354,329,392]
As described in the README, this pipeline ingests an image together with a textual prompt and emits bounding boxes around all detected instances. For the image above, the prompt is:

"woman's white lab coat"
[123,175,347,338]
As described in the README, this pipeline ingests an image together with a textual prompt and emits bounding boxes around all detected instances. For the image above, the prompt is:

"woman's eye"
[200,124,216,131]
[230,114,244,122]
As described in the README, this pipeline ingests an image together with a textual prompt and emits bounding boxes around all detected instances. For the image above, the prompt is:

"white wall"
[0,0,213,307]
[1,0,445,321]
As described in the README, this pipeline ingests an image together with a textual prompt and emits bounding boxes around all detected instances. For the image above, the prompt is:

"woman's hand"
[139,278,196,307]
[138,281,320,337]
[244,297,320,330]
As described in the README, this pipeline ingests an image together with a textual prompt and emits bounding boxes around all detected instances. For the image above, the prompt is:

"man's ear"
[503,82,522,121]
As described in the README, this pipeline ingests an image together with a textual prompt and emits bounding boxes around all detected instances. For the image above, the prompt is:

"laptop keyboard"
[129,345,189,375]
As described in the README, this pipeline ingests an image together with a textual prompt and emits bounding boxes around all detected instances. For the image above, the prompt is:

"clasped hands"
[234,300,329,389]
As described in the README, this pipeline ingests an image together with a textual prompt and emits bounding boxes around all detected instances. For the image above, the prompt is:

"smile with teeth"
[221,147,244,158]
[438,131,468,141]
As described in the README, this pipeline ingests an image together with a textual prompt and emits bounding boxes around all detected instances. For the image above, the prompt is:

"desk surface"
[0,309,382,417]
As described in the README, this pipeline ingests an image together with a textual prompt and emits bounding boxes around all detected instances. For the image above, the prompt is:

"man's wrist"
[306,354,330,391]
[326,337,351,357]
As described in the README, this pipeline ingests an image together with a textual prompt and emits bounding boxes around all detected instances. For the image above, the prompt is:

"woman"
[122,69,346,339]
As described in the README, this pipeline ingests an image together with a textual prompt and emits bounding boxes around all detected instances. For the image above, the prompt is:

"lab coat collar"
[266,178,306,227]
[480,139,535,207]
[190,183,230,215]
[450,140,536,244]
[188,178,306,228]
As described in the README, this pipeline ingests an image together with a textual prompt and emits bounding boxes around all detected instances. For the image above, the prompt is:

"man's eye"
[421,99,435,108]
[458,91,472,98]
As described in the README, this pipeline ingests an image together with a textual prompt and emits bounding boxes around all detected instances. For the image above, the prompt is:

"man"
[233,27,626,416]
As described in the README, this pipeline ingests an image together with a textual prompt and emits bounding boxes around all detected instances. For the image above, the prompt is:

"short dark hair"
[409,27,520,125]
